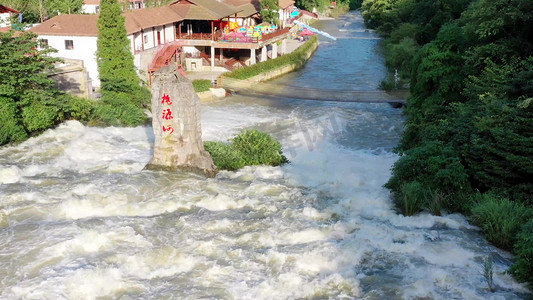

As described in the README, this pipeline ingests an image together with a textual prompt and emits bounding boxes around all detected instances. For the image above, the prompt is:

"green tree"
[48,0,83,14]
[0,31,66,145]
[96,0,150,126]
[261,0,279,25]
[2,0,84,23]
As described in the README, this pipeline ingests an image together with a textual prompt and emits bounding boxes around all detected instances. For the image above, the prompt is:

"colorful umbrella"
[300,28,315,36]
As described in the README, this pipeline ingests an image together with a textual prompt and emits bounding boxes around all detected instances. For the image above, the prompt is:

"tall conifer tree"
[96,0,140,95]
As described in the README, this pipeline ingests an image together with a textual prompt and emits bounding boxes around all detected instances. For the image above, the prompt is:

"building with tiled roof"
[0,4,19,29]
[29,0,298,90]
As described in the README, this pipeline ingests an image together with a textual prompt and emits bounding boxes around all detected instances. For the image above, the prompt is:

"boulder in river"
[145,65,216,177]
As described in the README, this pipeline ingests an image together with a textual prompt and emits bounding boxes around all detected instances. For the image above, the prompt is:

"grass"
[225,35,318,80]
[192,79,211,93]
[470,194,533,250]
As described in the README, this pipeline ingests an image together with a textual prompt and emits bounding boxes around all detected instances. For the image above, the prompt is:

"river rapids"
[0,12,530,300]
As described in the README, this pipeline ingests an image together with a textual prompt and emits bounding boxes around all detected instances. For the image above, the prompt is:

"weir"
[220,78,408,103]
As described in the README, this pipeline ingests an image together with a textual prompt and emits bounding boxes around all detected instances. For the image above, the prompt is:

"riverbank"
[361,0,533,288]
[195,36,318,101]
[219,36,319,93]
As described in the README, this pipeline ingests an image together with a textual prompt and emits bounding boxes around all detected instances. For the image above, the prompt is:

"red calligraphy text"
[162,109,173,120]
[163,125,174,135]
[161,93,172,105]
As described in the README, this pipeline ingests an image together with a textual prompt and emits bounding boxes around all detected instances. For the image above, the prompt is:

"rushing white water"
[0,11,530,300]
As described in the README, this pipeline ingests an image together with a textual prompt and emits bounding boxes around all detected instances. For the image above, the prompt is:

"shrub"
[93,92,147,126]
[231,129,288,166]
[21,100,59,132]
[396,181,426,216]
[510,219,533,284]
[0,97,27,145]
[204,141,244,171]
[204,129,288,171]
[63,96,96,121]
[470,194,533,250]
[386,141,471,212]
[192,80,212,93]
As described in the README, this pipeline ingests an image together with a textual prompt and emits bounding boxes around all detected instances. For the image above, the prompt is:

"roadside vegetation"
[361,0,533,286]
[204,129,288,171]
[225,35,318,80]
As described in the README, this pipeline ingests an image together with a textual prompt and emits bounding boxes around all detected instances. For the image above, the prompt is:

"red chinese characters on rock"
[161,93,174,135]
[161,93,172,105]
[162,109,173,120]
[163,125,174,134]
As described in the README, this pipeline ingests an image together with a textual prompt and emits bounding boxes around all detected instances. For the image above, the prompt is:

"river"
[0,11,529,299]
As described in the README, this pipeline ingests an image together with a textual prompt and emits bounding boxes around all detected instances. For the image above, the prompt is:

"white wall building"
[0,4,19,28]
[30,15,101,86]
[29,6,182,88]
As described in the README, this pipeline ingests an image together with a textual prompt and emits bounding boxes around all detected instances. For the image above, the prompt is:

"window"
[95,5,100,13]
[144,35,149,44]
[65,40,74,50]
[39,39,48,48]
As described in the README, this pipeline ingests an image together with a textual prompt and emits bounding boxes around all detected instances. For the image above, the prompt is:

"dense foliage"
[295,0,362,13]
[96,0,151,126]
[2,0,83,23]
[260,0,279,25]
[226,35,318,80]
[204,130,288,171]
[362,0,533,285]
[0,31,66,145]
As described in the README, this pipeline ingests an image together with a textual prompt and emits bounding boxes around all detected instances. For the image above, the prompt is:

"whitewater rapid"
[0,11,530,300]
[0,97,529,299]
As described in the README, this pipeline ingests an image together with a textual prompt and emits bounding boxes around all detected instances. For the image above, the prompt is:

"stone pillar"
[210,46,215,70]
[145,65,216,177]
[250,48,256,65]
[272,42,278,59]
[281,39,287,55]
[260,46,267,62]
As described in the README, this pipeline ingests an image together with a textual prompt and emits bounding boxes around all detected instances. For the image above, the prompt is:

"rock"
[210,88,227,99]
[145,65,216,177]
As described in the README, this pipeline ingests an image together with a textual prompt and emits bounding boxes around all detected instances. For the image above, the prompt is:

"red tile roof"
[29,14,100,36]
[0,4,19,13]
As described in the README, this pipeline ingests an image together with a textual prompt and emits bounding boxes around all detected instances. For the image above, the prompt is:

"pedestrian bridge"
[219,77,409,104]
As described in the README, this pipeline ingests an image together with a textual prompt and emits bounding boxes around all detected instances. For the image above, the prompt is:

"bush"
[396,181,426,216]
[231,129,288,166]
[225,36,318,80]
[204,141,244,171]
[63,96,96,121]
[510,219,533,284]
[386,141,471,212]
[192,80,212,93]
[470,194,533,250]
[0,97,27,145]
[93,92,147,126]
[204,129,288,171]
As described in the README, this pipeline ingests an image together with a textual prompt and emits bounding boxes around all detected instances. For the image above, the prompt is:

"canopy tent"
[300,28,315,36]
